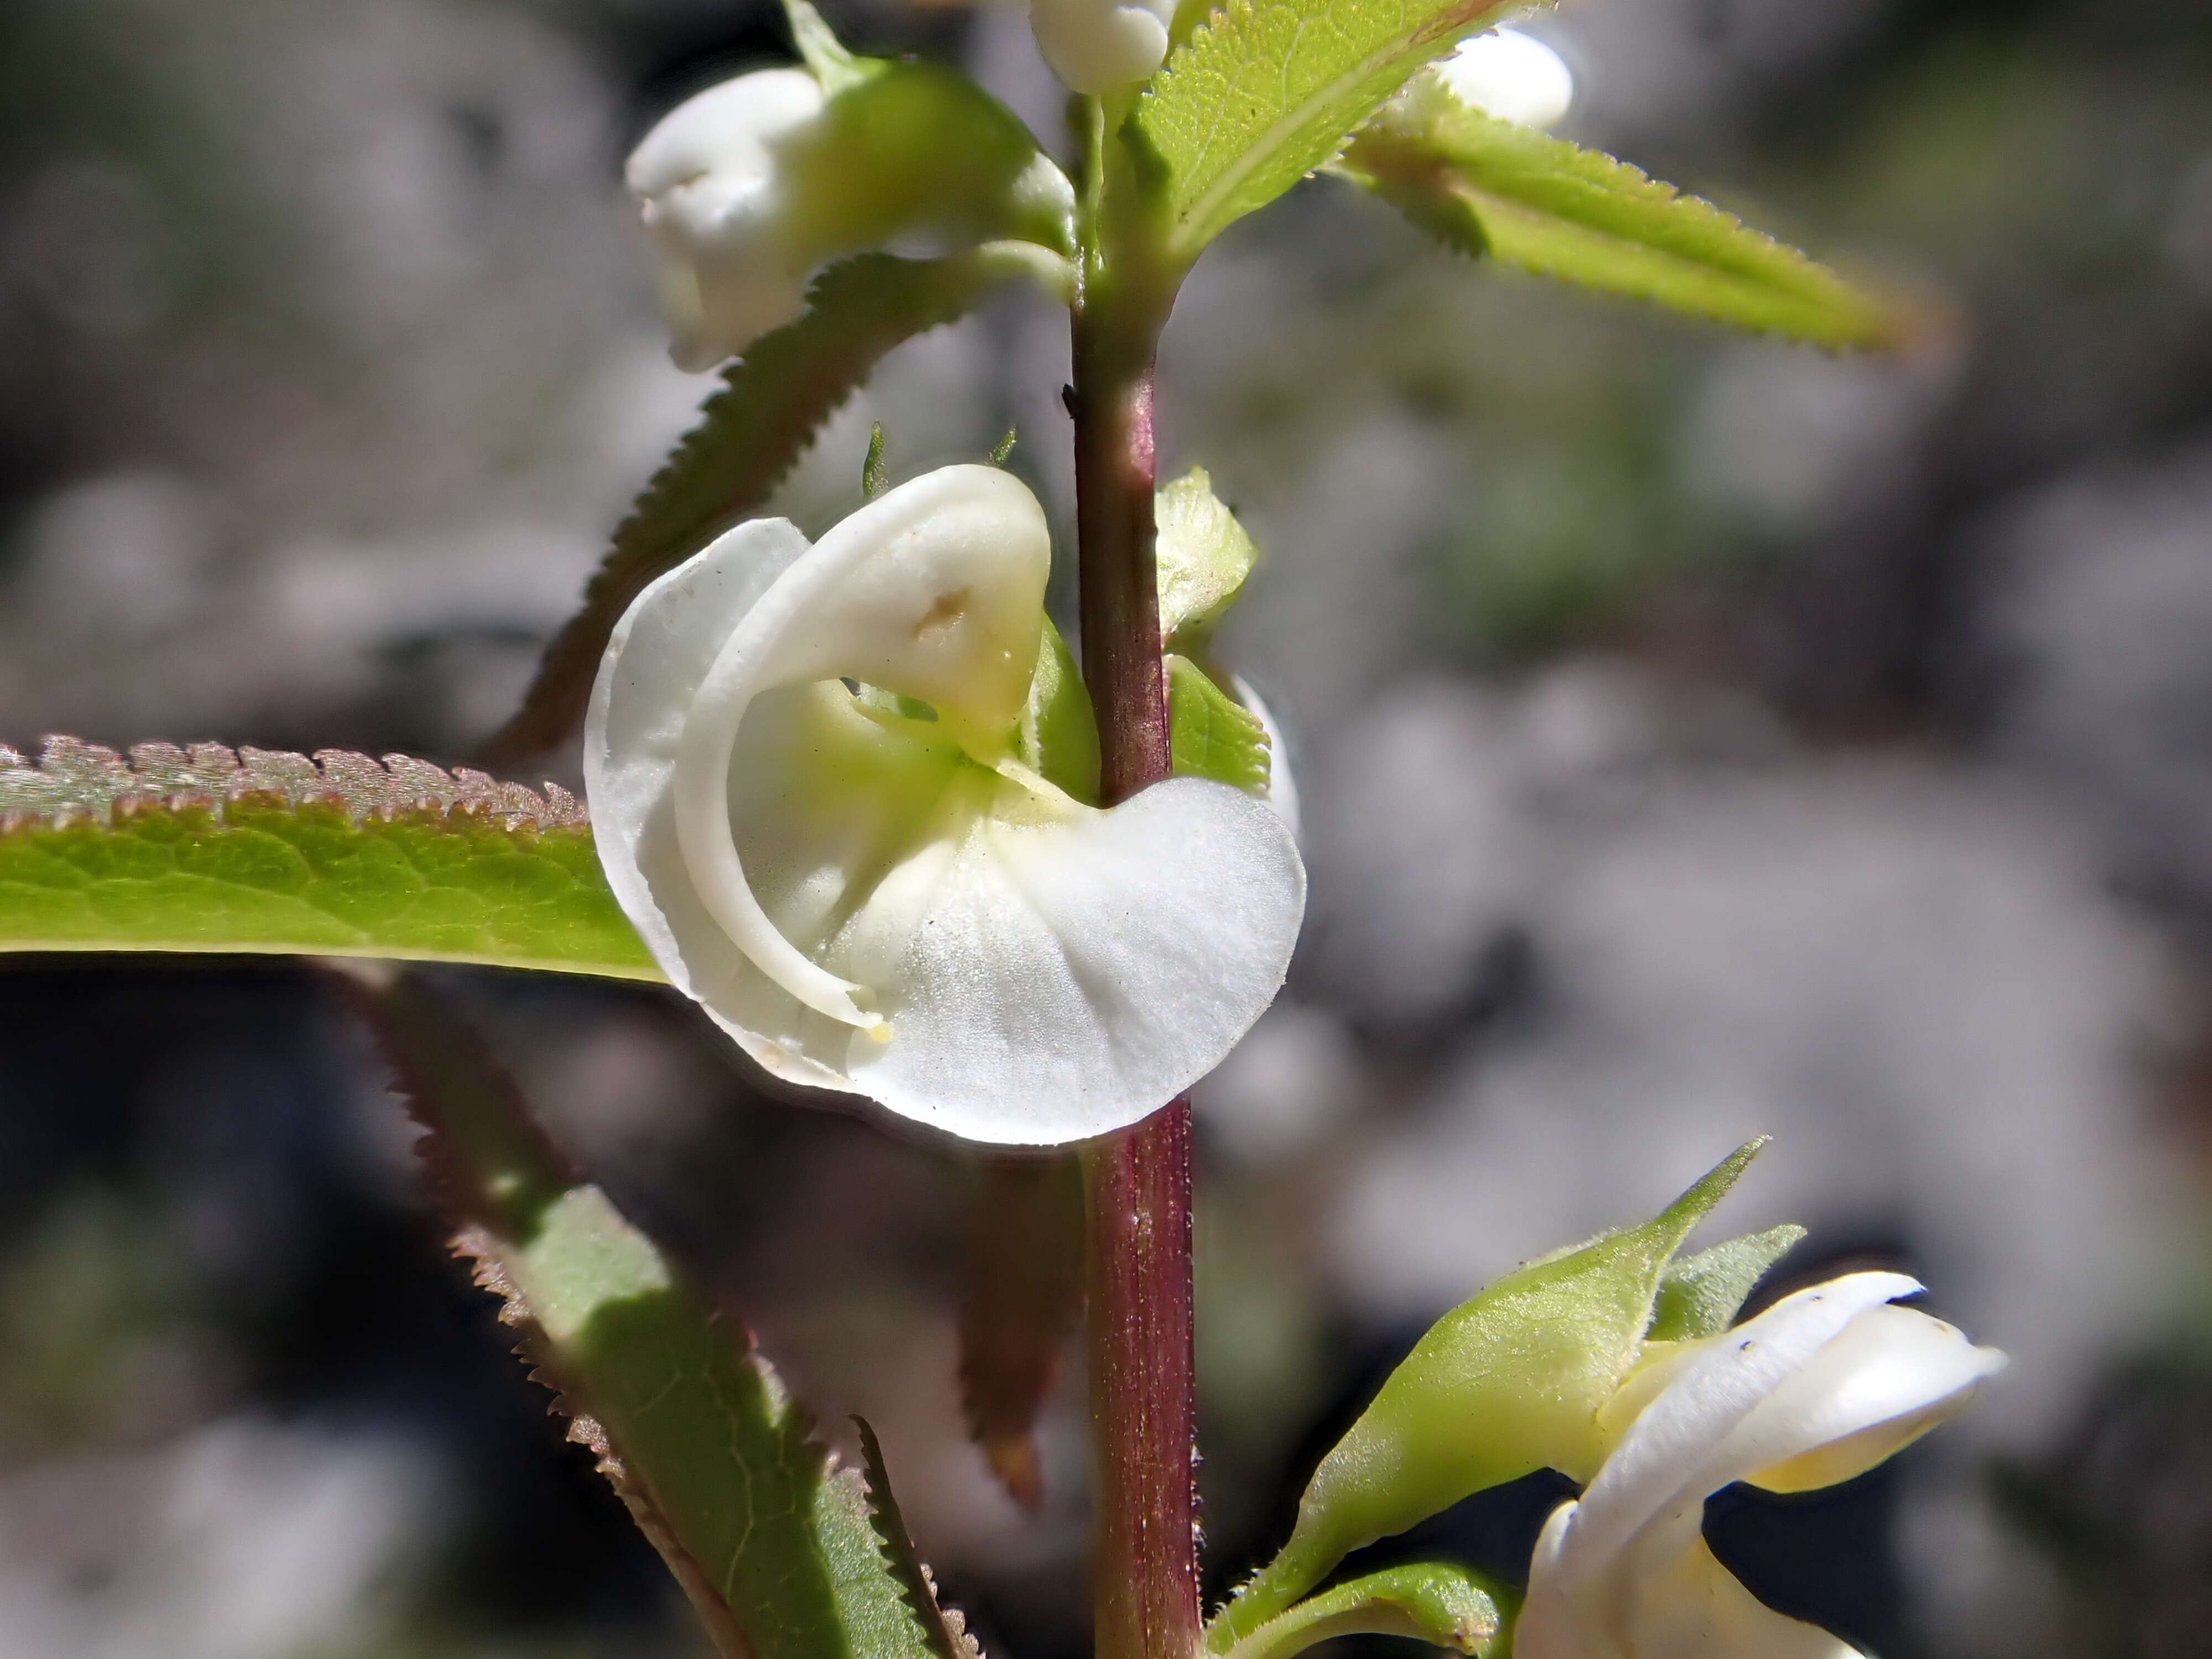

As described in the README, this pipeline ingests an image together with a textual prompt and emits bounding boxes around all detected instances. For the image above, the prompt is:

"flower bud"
[1434,28,1574,129]
[628,62,1076,370]
[1030,0,1177,93]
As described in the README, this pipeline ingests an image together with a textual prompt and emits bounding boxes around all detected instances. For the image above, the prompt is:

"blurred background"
[4,0,2211,1652]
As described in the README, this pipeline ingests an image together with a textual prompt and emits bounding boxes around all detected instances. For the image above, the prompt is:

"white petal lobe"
[586,467,1307,1144]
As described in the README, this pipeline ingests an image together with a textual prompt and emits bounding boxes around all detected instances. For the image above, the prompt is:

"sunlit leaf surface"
[0,738,656,979]
[1134,0,1514,258]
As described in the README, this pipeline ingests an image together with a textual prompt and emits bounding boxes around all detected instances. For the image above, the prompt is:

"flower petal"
[586,472,1307,1142]
[1625,1534,1862,1659]
[625,69,826,369]
[1560,1273,1923,1590]
[842,774,1306,1140]
[1735,1303,2006,1494]
[1520,1502,1866,1659]
[673,466,1048,1028]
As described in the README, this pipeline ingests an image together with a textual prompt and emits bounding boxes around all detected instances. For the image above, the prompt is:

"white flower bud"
[625,63,1076,371]
[1517,1273,2005,1659]
[627,69,828,373]
[585,465,1306,1144]
[1030,0,1177,94]
[1435,28,1574,130]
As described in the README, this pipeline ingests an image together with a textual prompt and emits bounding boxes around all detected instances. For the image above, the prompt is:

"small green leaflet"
[1133,0,1515,260]
[488,249,1036,763]
[1168,656,1271,794]
[1336,88,1902,348]
[1155,467,1258,651]
[0,738,656,979]
[357,970,958,1659]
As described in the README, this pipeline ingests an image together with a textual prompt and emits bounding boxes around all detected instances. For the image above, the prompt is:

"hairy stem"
[1072,240,1198,1659]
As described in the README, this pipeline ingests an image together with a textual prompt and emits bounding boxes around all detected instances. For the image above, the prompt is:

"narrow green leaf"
[1168,655,1271,794]
[1335,88,1903,348]
[1133,0,1516,259]
[1213,1140,1768,1648]
[354,969,954,1659]
[0,737,656,980]
[1155,467,1258,650]
[1646,1223,1805,1343]
[487,249,1040,763]
[989,427,1019,466]
[854,1417,980,1659]
[1215,1562,1510,1659]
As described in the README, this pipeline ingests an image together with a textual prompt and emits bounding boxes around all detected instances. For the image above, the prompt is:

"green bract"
[1211,1141,1776,1646]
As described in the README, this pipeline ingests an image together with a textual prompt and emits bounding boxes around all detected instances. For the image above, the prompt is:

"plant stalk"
[1072,281,1199,1659]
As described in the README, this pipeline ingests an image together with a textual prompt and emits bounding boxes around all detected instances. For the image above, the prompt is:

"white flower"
[626,69,829,372]
[1030,0,1177,94]
[1517,1272,2006,1659]
[585,465,1307,1145]
[1434,28,1575,130]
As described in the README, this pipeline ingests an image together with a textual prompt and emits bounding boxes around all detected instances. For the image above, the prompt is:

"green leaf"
[1155,467,1258,650]
[1647,1223,1805,1343]
[0,738,656,979]
[487,249,1047,763]
[1168,655,1271,794]
[1212,1140,1768,1648]
[1214,1562,1510,1659]
[353,969,956,1659]
[854,1418,980,1659]
[1132,0,1516,259]
[1334,88,1904,348]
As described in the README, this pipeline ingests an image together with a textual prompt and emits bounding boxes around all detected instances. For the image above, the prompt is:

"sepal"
[1213,1141,1768,1646]
[1646,1223,1804,1343]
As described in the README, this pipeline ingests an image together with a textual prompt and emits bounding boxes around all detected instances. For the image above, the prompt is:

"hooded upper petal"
[585,466,1307,1144]
[1517,1272,2002,1659]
